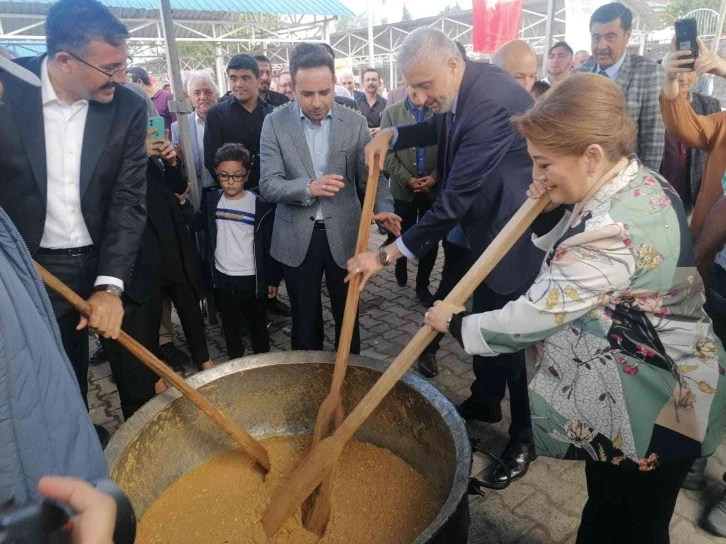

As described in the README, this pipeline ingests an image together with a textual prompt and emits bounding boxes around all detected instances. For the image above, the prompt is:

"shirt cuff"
[395,237,415,259]
[94,276,124,292]
[389,126,399,149]
[460,314,496,356]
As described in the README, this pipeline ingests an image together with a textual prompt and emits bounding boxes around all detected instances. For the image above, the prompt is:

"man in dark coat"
[348,27,554,488]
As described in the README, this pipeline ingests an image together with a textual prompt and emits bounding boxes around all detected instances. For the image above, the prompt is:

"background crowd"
[2,0,726,541]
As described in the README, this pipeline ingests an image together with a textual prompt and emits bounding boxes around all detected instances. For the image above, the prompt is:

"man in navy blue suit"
[348,27,551,488]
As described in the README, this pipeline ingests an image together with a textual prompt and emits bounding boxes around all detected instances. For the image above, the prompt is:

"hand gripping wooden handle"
[34,261,271,473]
[262,195,552,535]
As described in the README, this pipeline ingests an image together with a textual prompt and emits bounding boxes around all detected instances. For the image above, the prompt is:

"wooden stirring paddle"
[301,159,382,535]
[35,262,271,473]
[262,194,552,536]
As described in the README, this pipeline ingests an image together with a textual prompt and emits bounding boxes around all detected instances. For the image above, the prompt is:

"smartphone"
[148,116,165,139]
[675,18,699,70]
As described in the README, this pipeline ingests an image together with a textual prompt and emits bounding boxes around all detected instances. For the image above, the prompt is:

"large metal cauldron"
[106,352,471,543]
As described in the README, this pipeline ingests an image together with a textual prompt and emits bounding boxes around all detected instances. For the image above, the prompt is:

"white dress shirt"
[596,53,626,80]
[194,112,216,189]
[40,58,123,289]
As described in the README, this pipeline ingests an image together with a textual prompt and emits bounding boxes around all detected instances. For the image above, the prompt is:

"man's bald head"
[492,39,538,92]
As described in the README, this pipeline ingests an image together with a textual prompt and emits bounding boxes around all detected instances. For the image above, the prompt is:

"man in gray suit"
[577,3,665,171]
[260,45,400,352]
[171,72,219,199]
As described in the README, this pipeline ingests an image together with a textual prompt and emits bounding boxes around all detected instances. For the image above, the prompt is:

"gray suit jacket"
[578,53,666,171]
[260,102,394,269]
[380,101,439,202]
[171,116,204,194]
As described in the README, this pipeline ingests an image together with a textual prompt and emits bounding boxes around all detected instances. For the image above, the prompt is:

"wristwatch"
[377,246,392,267]
[94,284,123,298]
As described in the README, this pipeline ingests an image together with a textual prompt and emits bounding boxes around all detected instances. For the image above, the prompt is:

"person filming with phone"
[660,36,726,279]
[660,33,726,537]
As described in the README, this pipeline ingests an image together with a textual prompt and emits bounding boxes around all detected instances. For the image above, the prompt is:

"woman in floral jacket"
[427,73,726,543]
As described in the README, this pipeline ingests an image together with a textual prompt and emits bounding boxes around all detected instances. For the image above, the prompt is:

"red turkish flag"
[472,0,524,54]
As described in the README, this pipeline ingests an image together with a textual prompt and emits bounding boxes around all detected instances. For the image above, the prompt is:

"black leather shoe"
[417,353,439,378]
[95,424,111,449]
[89,345,107,366]
[682,456,707,491]
[482,439,537,490]
[159,343,189,370]
[267,297,292,317]
[416,287,433,307]
[456,396,502,423]
[395,265,407,287]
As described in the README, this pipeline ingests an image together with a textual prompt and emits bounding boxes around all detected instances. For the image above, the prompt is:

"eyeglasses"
[216,172,249,182]
[68,51,131,80]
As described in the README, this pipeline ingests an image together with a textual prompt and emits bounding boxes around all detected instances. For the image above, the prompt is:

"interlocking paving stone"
[86,232,726,543]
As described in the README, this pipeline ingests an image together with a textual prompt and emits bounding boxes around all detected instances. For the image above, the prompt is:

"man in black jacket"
[349,27,548,487]
[204,54,273,194]
[0,0,146,435]
[254,54,290,108]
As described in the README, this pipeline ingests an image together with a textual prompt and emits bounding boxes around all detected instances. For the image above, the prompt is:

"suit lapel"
[188,116,201,175]
[80,99,115,196]
[8,56,47,199]
[615,53,634,89]
[327,103,345,169]
[287,105,316,179]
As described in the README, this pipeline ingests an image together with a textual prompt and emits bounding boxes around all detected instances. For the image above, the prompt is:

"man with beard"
[348,27,545,489]
[576,3,665,171]
[260,45,400,354]
[544,41,573,87]
[356,68,387,136]
[0,0,147,445]
[254,54,289,108]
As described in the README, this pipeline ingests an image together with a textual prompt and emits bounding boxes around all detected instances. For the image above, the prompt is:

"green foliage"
[335,11,369,32]
[440,2,463,15]
[663,0,724,29]
[402,3,413,21]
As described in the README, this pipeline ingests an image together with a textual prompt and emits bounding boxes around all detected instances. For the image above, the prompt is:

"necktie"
[598,70,609,78]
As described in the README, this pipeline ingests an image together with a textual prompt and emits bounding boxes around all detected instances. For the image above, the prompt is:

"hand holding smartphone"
[148,116,165,140]
[675,18,699,70]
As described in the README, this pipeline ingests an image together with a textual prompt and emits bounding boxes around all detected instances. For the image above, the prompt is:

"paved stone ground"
[88,232,726,543]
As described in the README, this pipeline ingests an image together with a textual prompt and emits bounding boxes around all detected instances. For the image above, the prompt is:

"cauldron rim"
[105,351,472,543]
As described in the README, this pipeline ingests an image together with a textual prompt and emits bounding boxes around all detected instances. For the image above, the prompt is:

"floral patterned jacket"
[458,158,726,470]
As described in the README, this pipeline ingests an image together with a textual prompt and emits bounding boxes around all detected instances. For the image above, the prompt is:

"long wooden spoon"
[35,261,271,473]
[262,194,552,536]
[301,160,382,535]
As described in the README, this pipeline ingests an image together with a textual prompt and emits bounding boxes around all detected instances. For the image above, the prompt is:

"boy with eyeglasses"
[182,143,279,358]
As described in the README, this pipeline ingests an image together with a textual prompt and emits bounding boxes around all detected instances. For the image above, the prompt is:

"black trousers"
[576,458,693,543]
[214,271,270,358]
[471,282,533,443]
[386,195,439,290]
[424,240,474,357]
[162,282,210,367]
[100,290,160,420]
[34,251,97,408]
[283,228,360,354]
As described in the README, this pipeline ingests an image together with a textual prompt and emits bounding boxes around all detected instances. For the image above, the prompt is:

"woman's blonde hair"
[511,73,636,161]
